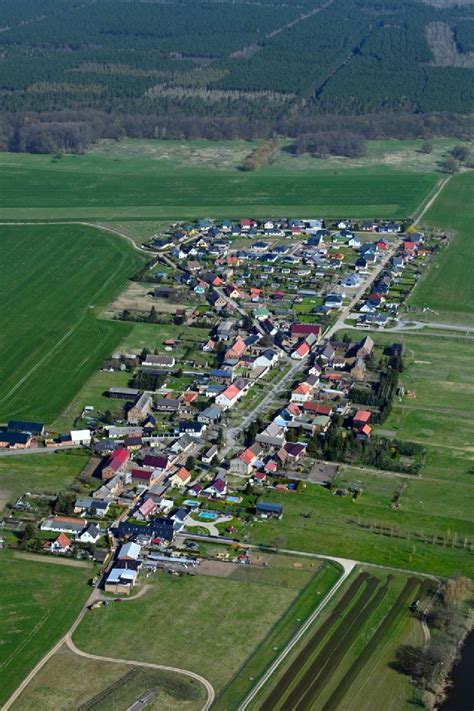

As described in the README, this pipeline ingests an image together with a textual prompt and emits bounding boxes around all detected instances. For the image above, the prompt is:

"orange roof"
[227,337,246,357]
[176,467,191,481]
[239,448,257,464]
[354,410,371,423]
[55,533,71,547]
[222,384,241,400]
[293,382,311,395]
[182,391,198,403]
[361,424,372,435]
[295,342,310,356]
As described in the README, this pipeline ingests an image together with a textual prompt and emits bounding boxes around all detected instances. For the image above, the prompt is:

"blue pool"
[199,511,219,520]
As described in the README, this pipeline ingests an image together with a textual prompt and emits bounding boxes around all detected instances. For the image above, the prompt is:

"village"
[0,216,434,595]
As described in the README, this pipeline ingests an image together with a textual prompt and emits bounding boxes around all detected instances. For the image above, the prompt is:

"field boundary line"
[411,174,451,226]
[238,558,356,710]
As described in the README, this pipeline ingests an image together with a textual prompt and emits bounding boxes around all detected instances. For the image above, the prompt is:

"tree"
[450,145,470,163]
[102,409,113,425]
[140,347,150,362]
[187,455,196,470]
[443,155,460,174]
[122,309,131,321]
[420,141,433,154]
[216,428,224,446]
[148,306,158,323]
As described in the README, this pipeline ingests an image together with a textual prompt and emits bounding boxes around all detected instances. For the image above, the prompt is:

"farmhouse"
[102,448,129,481]
[127,392,153,424]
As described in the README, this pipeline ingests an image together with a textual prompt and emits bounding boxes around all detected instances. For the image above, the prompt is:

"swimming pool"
[199,511,219,520]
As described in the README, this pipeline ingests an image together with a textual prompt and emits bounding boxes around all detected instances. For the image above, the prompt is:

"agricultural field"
[0,549,92,707]
[410,171,474,321]
[73,557,338,698]
[0,223,145,422]
[12,647,205,711]
[0,142,440,222]
[0,451,88,514]
[255,570,426,711]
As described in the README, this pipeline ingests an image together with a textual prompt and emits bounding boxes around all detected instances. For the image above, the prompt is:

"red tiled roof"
[222,384,241,400]
[354,410,371,423]
[239,448,257,465]
[291,323,321,337]
[131,468,153,481]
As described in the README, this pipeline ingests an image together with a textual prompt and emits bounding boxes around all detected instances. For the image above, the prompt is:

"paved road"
[0,444,82,457]
[384,319,474,334]
[325,239,400,339]
[238,555,357,710]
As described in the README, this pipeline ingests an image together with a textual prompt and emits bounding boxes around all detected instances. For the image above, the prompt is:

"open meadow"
[0,549,92,707]
[0,140,441,222]
[0,451,88,514]
[410,171,474,321]
[253,569,426,711]
[72,557,339,701]
[0,223,145,423]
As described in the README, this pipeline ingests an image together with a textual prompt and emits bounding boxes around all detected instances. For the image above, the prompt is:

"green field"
[255,571,425,711]
[0,142,440,221]
[410,171,474,318]
[0,223,145,422]
[12,647,205,711]
[73,557,337,696]
[0,550,92,707]
[0,451,88,513]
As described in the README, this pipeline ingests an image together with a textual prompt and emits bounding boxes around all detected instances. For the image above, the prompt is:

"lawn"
[410,171,474,318]
[0,145,439,221]
[0,224,145,422]
[73,557,334,695]
[11,646,205,711]
[249,482,474,577]
[0,549,92,707]
[0,451,88,513]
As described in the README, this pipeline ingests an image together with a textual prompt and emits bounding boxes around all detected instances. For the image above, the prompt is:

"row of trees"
[291,131,367,159]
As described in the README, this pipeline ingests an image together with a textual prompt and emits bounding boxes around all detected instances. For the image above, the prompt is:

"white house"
[70,429,92,445]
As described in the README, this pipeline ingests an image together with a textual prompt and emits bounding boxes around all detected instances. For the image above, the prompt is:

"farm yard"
[0,142,440,222]
[256,570,425,711]
[0,549,92,707]
[0,223,145,422]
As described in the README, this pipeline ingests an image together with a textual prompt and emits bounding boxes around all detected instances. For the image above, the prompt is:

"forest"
[0,0,473,152]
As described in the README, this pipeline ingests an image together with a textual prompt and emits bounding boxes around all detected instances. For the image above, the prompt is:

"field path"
[411,174,451,226]
[3,589,215,711]
[238,557,356,710]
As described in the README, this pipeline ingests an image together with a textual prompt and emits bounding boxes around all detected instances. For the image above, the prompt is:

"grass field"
[0,223,145,422]
[73,556,338,696]
[0,141,440,221]
[0,451,88,513]
[0,549,92,707]
[410,171,474,318]
[11,646,205,711]
[255,570,425,711]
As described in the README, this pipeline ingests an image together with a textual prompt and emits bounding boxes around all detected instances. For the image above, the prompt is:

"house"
[291,382,312,403]
[114,518,174,543]
[303,402,332,417]
[225,337,246,361]
[215,383,244,410]
[256,422,286,448]
[155,398,180,413]
[230,446,259,475]
[255,501,283,519]
[177,421,206,438]
[353,410,372,428]
[74,497,110,517]
[142,354,175,369]
[254,349,279,369]
[48,533,71,554]
[202,445,218,465]
[284,442,307,461]
[290,323,321,341]
[204,477,227,498]
[216,319,236,341]
[102,448,129,481]
[170,467,192,488]
[198,405,222,425]
[0,431,32,449]
[356,336,374,358]
[188,483,203,497]
[136,497,158,520]
[78,523,101,544]
[203,339,215,352]
[131,468,160,487]
[291,341,310,360]
[127,392,153,424]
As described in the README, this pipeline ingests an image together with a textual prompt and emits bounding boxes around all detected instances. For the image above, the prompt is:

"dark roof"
[8,420,43,434]
[143,454,169,469]
[114,519,174,541]
[256,502,283,514]
[0,431,31,445]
